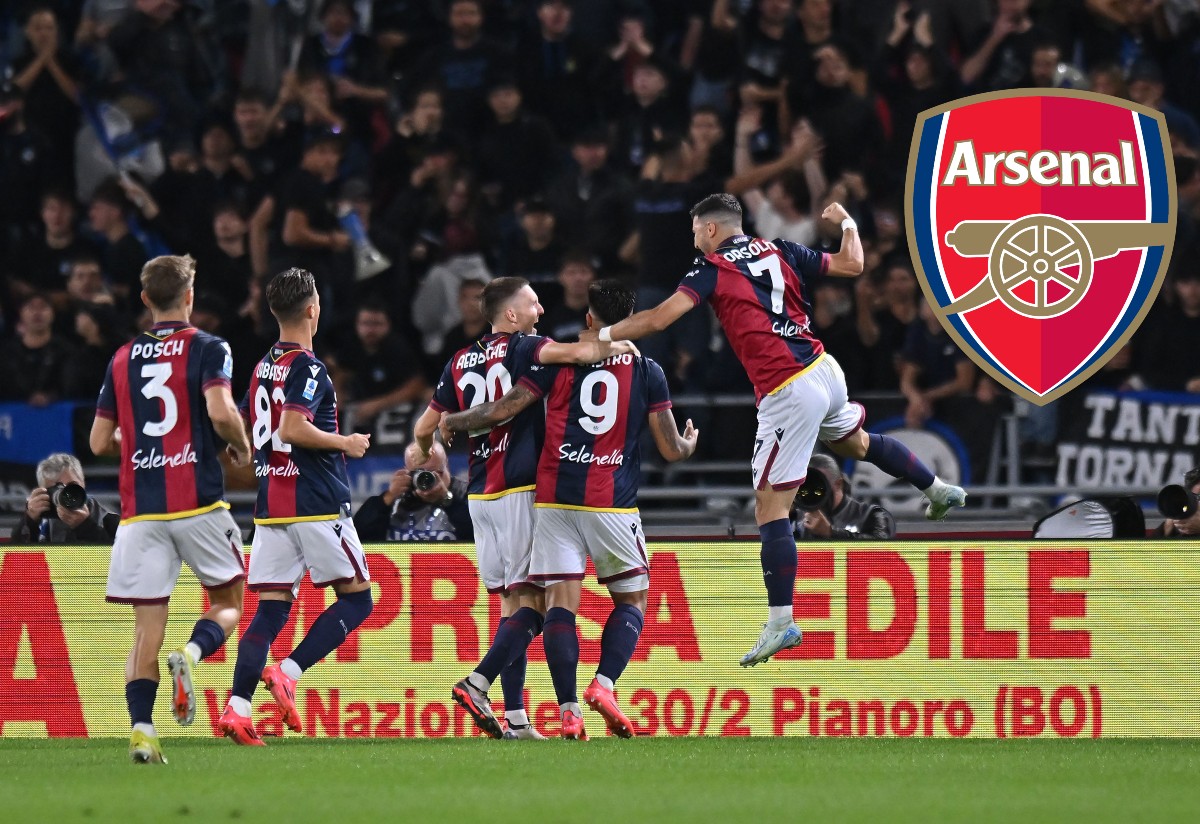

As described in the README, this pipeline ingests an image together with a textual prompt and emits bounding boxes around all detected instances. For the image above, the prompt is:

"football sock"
[597,604,643,686]
[288,588,374,673]
[132,722,156,737]
[126,678,158,727]
[474,607,543,684]
[760,518,797,609]
[232,599,291,701]
[594,674,614,690]
[496,616,528,712]
[543,607,580,706]
[505,709,530,726]
[227,696,253,717]
[866,433,935,490]
[186,618,225,661]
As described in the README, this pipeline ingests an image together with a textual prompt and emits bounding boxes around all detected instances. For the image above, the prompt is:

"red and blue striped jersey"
[429,331,549,498]
[240,342,351,523]
[676,235,830,403]
[525,354,672,511]
[96,322,233,522]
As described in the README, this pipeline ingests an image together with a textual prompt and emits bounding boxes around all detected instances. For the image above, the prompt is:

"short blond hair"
[140,255,196,310]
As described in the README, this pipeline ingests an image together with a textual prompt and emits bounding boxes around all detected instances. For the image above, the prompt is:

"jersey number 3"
[140,363,178,436]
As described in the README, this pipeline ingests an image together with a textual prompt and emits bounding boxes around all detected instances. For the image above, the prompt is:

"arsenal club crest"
[905,90,1177,405]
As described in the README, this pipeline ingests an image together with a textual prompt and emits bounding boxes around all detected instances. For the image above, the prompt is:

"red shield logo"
[906,90,1176,405]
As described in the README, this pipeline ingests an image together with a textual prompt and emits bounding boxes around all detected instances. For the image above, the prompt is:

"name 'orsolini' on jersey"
[677,234,830,403]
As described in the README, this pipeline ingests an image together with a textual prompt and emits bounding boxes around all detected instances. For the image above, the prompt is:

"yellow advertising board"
[1,542,1197,738]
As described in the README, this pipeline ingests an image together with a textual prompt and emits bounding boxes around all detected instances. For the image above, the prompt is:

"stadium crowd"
[2,0,1200,466]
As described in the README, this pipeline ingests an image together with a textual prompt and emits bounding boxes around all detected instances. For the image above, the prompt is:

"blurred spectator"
[500,197,565,285]
[0,292,76,404]
[805,41,884,183]
[0,83,58,238]
[9,5,81,183]
[264,130,350,318]
[959,0,1041,91]
[687,104,733,185]
[515,0,603,141]
[612,57,687,176]
[604,9,658,103]
[372,0,440,88]
[899,300,974,430]
[373,86,462,212]
[87,178,149,303]
[737,0,804,158]
[194,200,253,311]
[1028,38,1061,88]
[412,0,511,136]
[1087,60,1127,98]
[75,0,131,79]
[403,169,487,281]
[337,177,406,317]
[429,277,488,382]
[475,76,560,211]
[150,119,252,254]
[810,280,866,393]
[6,189,99,306]
[411,251,493,356]
[329,302,428,434]
[544,125,634,274]
[232,86,300,209]
[540,250,596,341]
[856,257,919,390]
[107,0,223,138]
[65,302,126,399]
[623,137,710,389]
[1133,247,1200,392]
[188,291,264,400]
[680,0,742,116]
[298,0,390,147]
[1126,58,1200,151]
[728,111,824,245]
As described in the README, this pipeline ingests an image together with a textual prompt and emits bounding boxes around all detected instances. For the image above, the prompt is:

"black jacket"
[10,496,119,544]
[795,495,896,541]
[353,477,473,542]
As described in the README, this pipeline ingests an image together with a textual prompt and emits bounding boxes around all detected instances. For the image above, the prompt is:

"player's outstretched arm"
[278,410,371,458]
[539,338,640,365]
[89,416,120,457]
[822,201,864,277]
[412,404,441,460]
[443,384,540,434]
[205,385,253,466]
[592,291,696,342]
[648,410,699,463]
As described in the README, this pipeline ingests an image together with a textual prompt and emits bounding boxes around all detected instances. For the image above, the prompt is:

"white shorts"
[529,507,649,593]
[469,490,535,594]
[106,506,245,604]
[752,355,866,491]
[248,516,370,596]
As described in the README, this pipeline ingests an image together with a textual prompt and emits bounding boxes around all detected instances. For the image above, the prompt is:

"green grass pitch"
[3,737,1199,823]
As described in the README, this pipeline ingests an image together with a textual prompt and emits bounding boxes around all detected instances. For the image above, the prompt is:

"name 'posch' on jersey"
[941,140,1139,187]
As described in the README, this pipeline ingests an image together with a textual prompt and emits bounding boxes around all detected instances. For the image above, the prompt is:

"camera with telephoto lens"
[1158,484,1199,520]
[793,471,832,513]
[45,482,87,519]
[399,469,440,509]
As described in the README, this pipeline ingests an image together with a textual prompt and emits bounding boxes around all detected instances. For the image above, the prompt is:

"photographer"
[1154,468,1200,538]
[793,454,897,541]
[12,453,119,544]
[353,441,472,542]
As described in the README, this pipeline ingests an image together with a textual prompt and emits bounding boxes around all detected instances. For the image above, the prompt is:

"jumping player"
[412,276,637,739]
[90,255,253,764]
[218,268,374,745]
[589,194,965,667]
[442,280,698,740]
